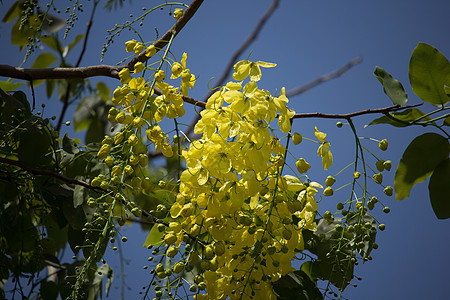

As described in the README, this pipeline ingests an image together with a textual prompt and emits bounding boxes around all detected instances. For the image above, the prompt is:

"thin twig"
[0,156,100,191]
[56,0,98,132]
[184,0,280,138]
[208,0,280,95]
[124,0,204,71]
[292,103,423,120]
[286,56,362,98]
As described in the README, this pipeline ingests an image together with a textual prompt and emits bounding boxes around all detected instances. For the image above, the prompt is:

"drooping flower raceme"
[163,59,323,299]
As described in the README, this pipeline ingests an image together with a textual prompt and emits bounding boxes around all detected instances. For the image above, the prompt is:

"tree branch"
[208,0,279,94]
[56,0,99,131]
[0,156,100,191]
[292,103,423,120]
[0,0,205,80]
[286,56,362,98]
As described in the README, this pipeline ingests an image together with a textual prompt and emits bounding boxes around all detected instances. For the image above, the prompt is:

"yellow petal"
[314,126,327,142]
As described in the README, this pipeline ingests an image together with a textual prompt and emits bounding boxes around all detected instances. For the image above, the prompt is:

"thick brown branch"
[0,0,204,81]
[286,56,362,98]
[124,0,204,70]
[0,156,99,191]
[0,64,120,80]
[292,103,423,120]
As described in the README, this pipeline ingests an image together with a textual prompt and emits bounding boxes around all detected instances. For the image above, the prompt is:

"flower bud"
[134,62,144,73]
[295,158,311,174]
[97,144,110,160]
[375,160,385,172]
[145,45,156,57]
[325,176,336,187]
[173,8,183,20]
[133,43,144,54]
[373,173,383,184]
[383,160,392,171]
[323,186,334,196]
[384,186,393,196]
[292,132,302,145]
[125,40,137,52]
[378,139,388,151]
[119,68,131,85]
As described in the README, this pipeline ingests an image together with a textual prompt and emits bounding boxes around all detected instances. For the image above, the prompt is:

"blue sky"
[1,0,449,299]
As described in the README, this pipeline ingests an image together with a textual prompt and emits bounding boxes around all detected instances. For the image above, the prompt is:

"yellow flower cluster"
[93,47,196,202]
[163,60,320,299]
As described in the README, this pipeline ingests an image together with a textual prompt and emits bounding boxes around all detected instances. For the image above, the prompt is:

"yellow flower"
[180,69,196,96]
[97,144,110,160]
[133,42,144,54]
[118,68,131,85]
[232,60,276,81]
[133,62,144,73]
[171,62,183,78]
[314,126,327,142]
[125,39,137,52]
[296,158,311,173]
[317,141,333,170]
[314,126,333,170]
[145,45,156,57]
[155,70,165,82]
[173,8,183,20]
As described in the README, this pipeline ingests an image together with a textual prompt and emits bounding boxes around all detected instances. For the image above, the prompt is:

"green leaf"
[73,183,86,208]
[2,1,21,23]
[39,10,65,34]
[46,79,56,98]
[443,115,450,126]
[428,158,450,219]
[409,42,450,106]
[11,14,41,50]
[68,226,83,255]
[86,264,109,300]
[300,261,316,284]
[85,118,104,144]
[41,35,63,53]
[31,52,57,69]
[374,66,408,106]
[96,81,111,102]
[62,133,80,154]
[445,85,450,97]
[395,133,449,200]
[366,108,435,127]
[40,280,58,300]
[18,122,52,167]
[0,80,24,91]
[143,225,164,248]
[63,197,86,230]
[67,34,85,54]
[273,271,323,300]
[74,95,100,131]
[30,53,57,87]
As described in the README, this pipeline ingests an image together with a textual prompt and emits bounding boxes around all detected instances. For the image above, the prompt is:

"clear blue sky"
[1,0,449,299]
